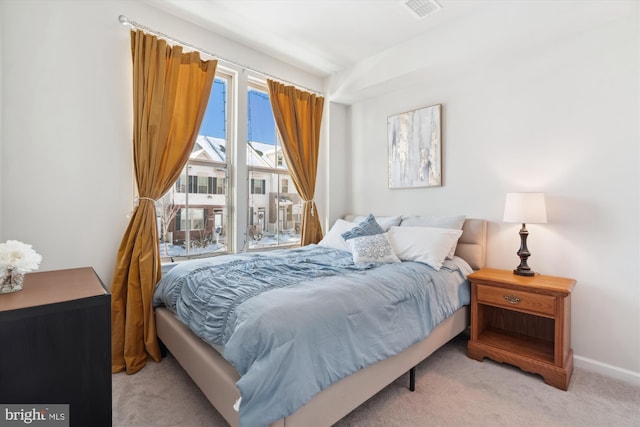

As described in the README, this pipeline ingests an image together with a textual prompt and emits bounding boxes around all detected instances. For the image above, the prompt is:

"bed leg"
[158,338,168,358]
[409,367,416,392]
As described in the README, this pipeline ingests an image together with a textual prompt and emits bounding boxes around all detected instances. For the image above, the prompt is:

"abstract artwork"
[388,104,442,189]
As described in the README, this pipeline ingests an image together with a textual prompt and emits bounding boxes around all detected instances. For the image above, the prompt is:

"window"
[175,175,186,193]
[250,179,266,195]
[247,84,301,249]
[157,70,306,259]
[177,208,206,231]
[214,177,225,195]
[157,76,230,258]
[197,176,209,194]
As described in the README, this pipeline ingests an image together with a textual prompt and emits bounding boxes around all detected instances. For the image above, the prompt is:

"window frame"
[156,66,309,262]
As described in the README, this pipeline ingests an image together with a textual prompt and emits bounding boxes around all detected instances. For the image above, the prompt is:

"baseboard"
[574,354,640,386]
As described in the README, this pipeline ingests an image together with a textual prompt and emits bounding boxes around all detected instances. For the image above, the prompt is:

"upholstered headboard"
[341,214,487,270]
[454,218,487,270]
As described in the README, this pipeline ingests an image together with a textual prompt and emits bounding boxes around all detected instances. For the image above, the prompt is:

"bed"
[154,215,487,427]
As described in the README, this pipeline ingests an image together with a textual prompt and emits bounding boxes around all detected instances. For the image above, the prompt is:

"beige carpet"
[112,335,640,426]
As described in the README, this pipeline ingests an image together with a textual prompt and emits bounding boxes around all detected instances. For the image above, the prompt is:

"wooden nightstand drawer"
[477,283,556,317]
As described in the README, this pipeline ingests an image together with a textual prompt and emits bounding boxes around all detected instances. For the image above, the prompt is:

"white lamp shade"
[503,193,547,224]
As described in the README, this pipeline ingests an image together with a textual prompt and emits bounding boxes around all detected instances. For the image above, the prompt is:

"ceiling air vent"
[404,0,443,18]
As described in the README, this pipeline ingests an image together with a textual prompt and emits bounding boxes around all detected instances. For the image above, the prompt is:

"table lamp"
[503,192,547,276]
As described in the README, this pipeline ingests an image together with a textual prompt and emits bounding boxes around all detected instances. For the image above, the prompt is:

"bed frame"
[155,218,487,427]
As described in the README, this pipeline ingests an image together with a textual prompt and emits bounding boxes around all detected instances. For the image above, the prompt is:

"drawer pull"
[503,294,521,304]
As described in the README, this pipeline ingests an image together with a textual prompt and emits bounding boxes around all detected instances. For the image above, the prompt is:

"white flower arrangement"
[0,240,42,277]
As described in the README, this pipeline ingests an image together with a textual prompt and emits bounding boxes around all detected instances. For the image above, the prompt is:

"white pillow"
[318,219,357,251]
[400,215,466,259]
[347,233,400,265]
[388,226,463,271]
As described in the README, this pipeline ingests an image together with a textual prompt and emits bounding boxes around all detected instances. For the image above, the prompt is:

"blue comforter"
[153,245,471,427]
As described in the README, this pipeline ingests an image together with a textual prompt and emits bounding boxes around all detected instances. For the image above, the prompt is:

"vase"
[0,270,25,293]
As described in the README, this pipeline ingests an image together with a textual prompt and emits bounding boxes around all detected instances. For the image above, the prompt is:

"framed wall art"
[387,104,442,189]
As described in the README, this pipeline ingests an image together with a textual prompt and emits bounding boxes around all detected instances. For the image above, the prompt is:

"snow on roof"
[194,135,226,162]
[193,135,284,169]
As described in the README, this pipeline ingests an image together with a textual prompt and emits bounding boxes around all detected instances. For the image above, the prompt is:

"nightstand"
[467,268,576,390]
[0,267,111,426]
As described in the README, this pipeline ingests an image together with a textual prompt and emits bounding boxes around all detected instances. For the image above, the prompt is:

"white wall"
[2,0,637,383]
[331,2,639,380]
[319,101,350,233]
[0,12,3,238]
[0,0,322,287]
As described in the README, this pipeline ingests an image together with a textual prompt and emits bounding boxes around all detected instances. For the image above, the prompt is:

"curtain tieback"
[303,199,316,216]
[127,197,157,217]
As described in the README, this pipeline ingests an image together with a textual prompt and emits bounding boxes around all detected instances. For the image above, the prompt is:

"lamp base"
[513,267,535,277]
[512,223,537,277]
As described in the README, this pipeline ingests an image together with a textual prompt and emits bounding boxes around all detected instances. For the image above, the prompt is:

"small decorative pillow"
[341,213,385,241]
[348,233,400,265]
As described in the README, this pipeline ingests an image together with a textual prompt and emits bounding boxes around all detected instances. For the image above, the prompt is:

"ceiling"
[140,1,633,102]
[141,0,484,76]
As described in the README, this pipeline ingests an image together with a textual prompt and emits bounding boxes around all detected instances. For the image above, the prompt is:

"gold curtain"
[111,30,217,374]
[266,80,325,245]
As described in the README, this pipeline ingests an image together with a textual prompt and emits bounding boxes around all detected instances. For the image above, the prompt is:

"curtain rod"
[118,15,323,96]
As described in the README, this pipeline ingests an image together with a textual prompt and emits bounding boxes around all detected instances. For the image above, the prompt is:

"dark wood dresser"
[0,267,111,426]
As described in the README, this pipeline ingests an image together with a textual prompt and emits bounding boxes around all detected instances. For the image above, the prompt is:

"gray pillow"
[400,214,466,230]
[343,214,402,231]
[341,213,384,241]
